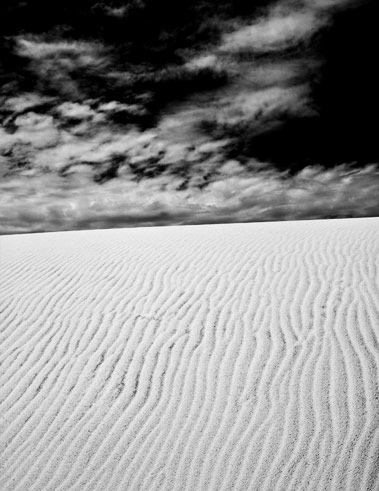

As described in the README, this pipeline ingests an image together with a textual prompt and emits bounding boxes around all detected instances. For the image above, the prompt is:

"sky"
[0,0,378,234]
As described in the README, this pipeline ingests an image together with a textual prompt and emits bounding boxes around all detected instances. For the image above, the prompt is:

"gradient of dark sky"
[0,0,378,234]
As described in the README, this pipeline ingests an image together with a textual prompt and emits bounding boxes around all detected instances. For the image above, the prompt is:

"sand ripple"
[1,218,379,490]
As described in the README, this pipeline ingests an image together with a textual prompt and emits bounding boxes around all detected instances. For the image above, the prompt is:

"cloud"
[56,102,97,121]
[13,112,60,148]
[203,84,312,129]
[218,0,358,58]
[16,38,111,98]
[1,162,378,234]
[220,11,320,54]
[1,0,377,234]
[0,101,157,176]
[156,0,340,161]
[2,93,53,114]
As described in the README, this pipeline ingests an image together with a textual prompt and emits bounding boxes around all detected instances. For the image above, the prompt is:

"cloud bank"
[1,159,378,234]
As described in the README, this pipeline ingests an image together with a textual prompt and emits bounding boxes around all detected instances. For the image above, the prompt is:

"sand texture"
[1,218,379,491]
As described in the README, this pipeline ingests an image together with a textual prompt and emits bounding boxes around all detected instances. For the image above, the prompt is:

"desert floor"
[1,218,379,490]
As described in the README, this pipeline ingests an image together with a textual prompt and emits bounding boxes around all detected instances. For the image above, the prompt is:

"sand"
[1,218,379,491]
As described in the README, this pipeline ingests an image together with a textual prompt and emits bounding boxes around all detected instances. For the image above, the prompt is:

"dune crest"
[1,218,379,491]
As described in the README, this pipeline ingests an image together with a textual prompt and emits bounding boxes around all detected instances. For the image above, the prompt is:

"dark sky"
[0,0,378,234]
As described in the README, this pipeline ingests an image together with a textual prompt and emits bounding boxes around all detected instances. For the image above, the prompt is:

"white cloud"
[3,93,53,114]
[185,54,223,72]
[1,163,378,234]
[218,0,357,57]
[17,38,105,62]
[221,11,320,54]
[1,113,60,152]
[56,102,97,120]
[212,84,312,127]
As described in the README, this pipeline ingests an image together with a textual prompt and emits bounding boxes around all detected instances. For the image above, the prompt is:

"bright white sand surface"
[1,218,379,491]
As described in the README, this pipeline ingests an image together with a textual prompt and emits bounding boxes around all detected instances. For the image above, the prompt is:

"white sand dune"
[1,218,379,491]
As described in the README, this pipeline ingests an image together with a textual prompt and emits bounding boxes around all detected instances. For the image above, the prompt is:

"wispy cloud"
[220,11,320,54]
[17,39,111,98]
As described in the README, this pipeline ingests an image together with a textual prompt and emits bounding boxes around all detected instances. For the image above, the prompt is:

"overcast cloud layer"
[0,0,378,234]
